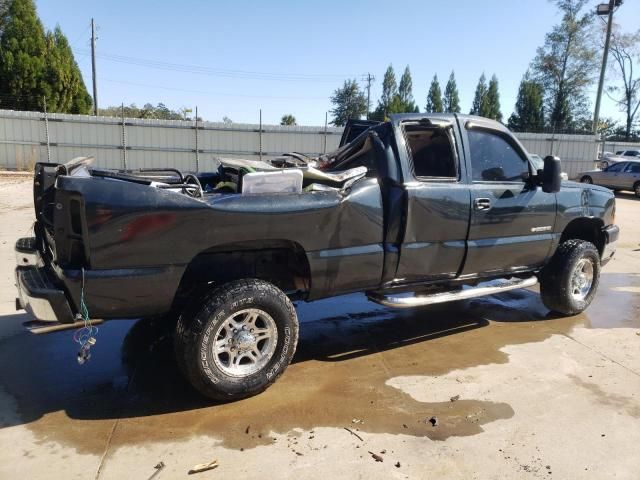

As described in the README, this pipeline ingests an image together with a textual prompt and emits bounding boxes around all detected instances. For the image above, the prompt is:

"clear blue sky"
[36,0,639,126]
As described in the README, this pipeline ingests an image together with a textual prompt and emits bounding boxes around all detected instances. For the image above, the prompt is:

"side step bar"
[367,276,538,309]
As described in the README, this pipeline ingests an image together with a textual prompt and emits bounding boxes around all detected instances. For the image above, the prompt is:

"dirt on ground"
[0,179,638,479]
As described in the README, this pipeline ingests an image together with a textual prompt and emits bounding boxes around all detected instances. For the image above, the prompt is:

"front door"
[461,126,556,276]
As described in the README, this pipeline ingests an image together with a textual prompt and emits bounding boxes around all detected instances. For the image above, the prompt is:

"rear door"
[461,122,556,276]
[622,162,640,191]
[606,162,629,189]
[394,117,470,283]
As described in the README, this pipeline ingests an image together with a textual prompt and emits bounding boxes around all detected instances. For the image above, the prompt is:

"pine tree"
[425,74,443,113]
[470,73,488,116]
[373,64,398,120]
[483,74,502,122]
[398,65,417,112]
[443,71,460,113]
[45,26,91,114]
[0,0,91,113]
[330,79,367,126]
[507,72,545,132]
[0,0,48,110]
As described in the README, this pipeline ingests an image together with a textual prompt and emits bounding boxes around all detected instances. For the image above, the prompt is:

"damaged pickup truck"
[15,114,618,401]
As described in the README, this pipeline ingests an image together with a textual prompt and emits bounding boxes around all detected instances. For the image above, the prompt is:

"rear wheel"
[175,279,299,401]
[634,181,640,198]
[580,176,593,184]
[540,240,600,316]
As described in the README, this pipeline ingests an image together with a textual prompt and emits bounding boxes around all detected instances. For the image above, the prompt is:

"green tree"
[375,64,397,119]
[470,73,488,116]
[397,65,417,112]
[0,0,47,111]
[606,26,640,140]
[0,0,91,113]
[44,26,91,114]
[330,79,367,126]
[483,74,502,121]
[508,72,545,131]
[425,74,443,113]
[443,71,460,113]
[280,114,296,126]
[531,0,597,131]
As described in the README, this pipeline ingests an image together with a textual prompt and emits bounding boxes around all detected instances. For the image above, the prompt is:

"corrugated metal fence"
[0,109,601,178]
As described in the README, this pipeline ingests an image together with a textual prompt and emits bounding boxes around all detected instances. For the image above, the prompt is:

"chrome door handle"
[474,198,491,211]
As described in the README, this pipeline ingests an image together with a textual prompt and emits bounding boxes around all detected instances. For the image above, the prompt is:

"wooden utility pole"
[91,18,98,116]
[365,73,375,120]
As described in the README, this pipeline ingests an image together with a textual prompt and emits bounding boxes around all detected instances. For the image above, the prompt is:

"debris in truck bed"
[188,459,218,475]
[428,416,439,427]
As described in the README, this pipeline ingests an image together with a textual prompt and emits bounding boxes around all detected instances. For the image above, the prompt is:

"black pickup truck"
[15,114,618,400]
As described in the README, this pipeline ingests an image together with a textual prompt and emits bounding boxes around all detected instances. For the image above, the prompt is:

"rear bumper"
[601,224,619,266]
[16,265,75,323]
[15,236,184,322]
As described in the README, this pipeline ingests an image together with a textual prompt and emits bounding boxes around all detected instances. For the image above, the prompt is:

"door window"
[626,163,640,173]
[404,124,458,179]
[606,162,626,172]
[468,129,528,182]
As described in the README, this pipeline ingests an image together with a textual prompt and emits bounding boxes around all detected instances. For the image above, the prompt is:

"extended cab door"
[393,117,470,283]
[461,121,556,276]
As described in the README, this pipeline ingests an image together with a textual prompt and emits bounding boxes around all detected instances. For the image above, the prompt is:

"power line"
[101,78,330,100]
[73,48,361,82]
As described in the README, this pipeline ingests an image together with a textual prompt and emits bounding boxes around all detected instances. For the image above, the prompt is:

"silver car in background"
[579,160,640,198]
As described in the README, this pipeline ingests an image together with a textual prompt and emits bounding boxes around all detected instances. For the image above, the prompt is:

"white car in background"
[530,154,569,181]
[600,149,640,169]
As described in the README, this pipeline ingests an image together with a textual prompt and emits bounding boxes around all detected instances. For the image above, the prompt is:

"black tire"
[601,161,609,169]
[540,240,601,316]
[174,279,299,401]
[634,181,640,198]
[580,175,593,184]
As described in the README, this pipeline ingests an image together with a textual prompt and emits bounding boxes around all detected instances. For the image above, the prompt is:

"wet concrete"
[1,270,637,456]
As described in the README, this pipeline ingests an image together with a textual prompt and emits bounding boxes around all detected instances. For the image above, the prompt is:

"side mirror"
[541,155,562,193]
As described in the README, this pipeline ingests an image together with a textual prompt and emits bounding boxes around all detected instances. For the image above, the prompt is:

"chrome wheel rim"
[571,258,594,301]
[212,308,278,377]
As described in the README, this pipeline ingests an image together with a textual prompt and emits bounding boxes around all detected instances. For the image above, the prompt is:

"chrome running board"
[367,276,538,309]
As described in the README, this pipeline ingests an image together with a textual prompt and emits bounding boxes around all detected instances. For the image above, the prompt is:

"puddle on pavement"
[0,273,638,454]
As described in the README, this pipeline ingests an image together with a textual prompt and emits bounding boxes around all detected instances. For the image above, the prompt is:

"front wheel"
[634,181,640,198]
[539,240,601,316]
[580,175,593,184]
[175,279,299,401]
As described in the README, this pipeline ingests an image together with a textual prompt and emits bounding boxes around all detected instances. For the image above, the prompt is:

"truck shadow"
[0,272,635,453]
[0,288,551,424]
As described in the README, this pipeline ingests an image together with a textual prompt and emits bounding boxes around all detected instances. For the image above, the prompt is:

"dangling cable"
[74,267,98,364]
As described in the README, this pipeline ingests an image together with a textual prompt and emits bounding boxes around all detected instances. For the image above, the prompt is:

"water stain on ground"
[0,273,637,455]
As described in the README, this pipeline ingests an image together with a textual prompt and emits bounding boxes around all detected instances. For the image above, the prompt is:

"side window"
[468,129,528,182]
[606,162,626,172]
[404,124,457,178]
[625,163,640,173]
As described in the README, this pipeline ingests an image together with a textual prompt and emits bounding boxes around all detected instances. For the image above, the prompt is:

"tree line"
[330,0,640,140]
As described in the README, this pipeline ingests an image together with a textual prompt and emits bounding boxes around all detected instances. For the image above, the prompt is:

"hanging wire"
[73,267,98,364]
